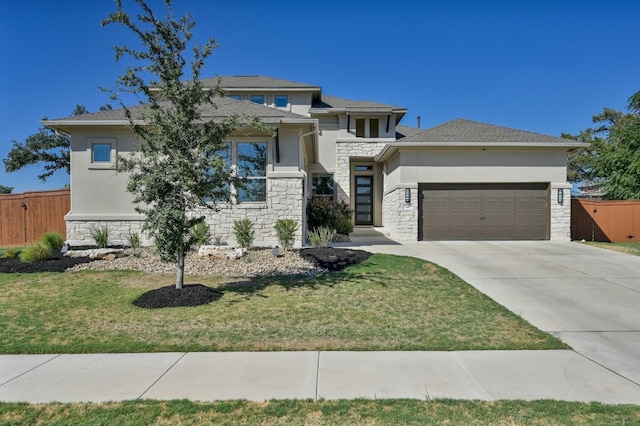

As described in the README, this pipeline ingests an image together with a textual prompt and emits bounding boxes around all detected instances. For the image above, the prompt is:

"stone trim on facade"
[382,186,418,241]
[550,182,572,241]
[67,177,305,248]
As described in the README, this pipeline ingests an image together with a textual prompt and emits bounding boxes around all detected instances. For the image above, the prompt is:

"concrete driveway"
[394,241,640,387]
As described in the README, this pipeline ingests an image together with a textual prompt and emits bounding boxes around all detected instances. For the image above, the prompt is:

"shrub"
[190,221,212,246]
[274,218,298,250]
[308,226,333,247]
[2,247,21,259]
[233,218,255,249]
[19,242,52,263]
[42,232,64,252]
[126,232,142,249]
[335,216,354,235]
[306,196,353,235]
[89,226,109,248]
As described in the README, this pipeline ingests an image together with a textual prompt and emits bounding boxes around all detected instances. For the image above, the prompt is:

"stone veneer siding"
[66,177,305,248]
[334,140,388,203]
[383,186,418,241]
[550,183,572,241]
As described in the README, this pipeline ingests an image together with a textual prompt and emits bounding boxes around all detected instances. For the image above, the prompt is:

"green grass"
[1,399,638,425]
[582,241,640,256]
[0,254,566,353]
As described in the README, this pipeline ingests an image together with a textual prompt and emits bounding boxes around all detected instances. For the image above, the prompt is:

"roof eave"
[374,141,589,162]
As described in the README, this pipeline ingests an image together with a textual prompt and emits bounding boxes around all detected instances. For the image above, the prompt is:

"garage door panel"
[419,183,549,241]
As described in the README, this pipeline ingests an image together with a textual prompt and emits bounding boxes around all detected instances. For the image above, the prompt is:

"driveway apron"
[401,241,640,386]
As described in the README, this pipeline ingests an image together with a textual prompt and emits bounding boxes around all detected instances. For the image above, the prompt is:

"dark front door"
[355,176,374,225]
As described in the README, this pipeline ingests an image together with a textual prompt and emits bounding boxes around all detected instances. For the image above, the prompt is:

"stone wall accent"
[67,177,305,248]
[335,140,387,203]
[66,219,149,246]
[383,187,418,241]
[550,183,572,241]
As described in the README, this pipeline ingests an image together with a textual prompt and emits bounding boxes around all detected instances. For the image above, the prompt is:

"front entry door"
[355,176,374,225]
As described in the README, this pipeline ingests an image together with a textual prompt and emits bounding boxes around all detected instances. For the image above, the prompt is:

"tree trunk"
[175,247,185,289]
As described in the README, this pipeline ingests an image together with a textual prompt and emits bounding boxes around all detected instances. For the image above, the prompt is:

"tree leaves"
[566,90,640,200]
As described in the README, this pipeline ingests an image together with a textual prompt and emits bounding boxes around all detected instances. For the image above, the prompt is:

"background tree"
[0,185,12,194]
[564,90,640,199]
[4,104,111,181]
[102,0,262,289]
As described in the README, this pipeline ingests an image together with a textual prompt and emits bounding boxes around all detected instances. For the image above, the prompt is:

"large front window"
[237,142,267,203]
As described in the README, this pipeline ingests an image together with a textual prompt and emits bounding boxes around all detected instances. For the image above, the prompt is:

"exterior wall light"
[557,188,564,204]
[405,188,411,203]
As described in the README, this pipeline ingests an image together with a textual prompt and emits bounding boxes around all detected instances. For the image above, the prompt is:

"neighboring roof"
[376,119,588,162]
[398,118,578,144]
[42,97,314,131]
[208,75,321,91]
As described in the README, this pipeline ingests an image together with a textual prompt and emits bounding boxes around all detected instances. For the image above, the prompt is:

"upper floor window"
[274,95,288,108]
[237,142,267,203]
[88,138,117,170]
[92,143,112,163]
[250,95,264,105]
[228,94,241,100]
[355,118,379,138]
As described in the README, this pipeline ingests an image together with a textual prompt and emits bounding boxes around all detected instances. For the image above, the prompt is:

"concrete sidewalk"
[3,350,640,404]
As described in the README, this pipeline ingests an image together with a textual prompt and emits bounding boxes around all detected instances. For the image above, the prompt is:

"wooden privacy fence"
[0,189,70,248]
[571,198,640,242]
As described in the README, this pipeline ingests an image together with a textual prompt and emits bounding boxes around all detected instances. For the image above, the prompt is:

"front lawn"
[2,400,638,425]
[0,253,566,353]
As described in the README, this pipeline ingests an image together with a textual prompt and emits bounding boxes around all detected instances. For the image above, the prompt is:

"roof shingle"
[397,119,574,144]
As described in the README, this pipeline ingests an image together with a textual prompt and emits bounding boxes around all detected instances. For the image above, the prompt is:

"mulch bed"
[0,254,93,273]
[132,284,223,309]
[1,247,373,309]
[299,247,373,271]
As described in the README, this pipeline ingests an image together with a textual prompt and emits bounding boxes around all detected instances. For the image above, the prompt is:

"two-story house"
[43,76,585,246]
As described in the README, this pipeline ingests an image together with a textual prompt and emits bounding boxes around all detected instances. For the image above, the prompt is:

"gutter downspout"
[297,126,317,247]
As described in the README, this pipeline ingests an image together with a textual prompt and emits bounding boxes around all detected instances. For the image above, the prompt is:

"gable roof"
[42,97,314,131]
[398,118,576,144]
[376,119,588,162]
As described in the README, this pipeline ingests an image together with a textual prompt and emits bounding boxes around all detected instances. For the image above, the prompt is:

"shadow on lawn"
[216,253,401,304]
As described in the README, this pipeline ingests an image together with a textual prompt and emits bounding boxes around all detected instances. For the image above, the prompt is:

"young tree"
[4,104,111,181]
[565,90,640,200]
[102,0,261,289]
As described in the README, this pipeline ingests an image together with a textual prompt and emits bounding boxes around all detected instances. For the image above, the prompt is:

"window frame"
[87,138,117,170]
[235,140,268,204]
[250,94,265,105]
[227,94,241,100]
[274,95,288,108]
[312,173,335,201]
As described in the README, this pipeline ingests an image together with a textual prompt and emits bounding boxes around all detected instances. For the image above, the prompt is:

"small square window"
[275,95,288,108]
[228,94,241,100]
[250,95,264,104]
[92,143,112,163]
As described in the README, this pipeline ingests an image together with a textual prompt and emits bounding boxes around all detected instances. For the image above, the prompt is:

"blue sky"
[1,0,638,193]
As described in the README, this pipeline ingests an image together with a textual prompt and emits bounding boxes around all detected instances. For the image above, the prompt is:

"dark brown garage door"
[419,183,549,240]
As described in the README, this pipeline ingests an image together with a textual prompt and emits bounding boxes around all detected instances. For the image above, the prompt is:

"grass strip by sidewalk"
[582,241,640,257]
[0,253,566,353]
[1,399,639,425]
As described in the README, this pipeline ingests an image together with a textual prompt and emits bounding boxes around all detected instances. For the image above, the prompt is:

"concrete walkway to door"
[337,235,640,389]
